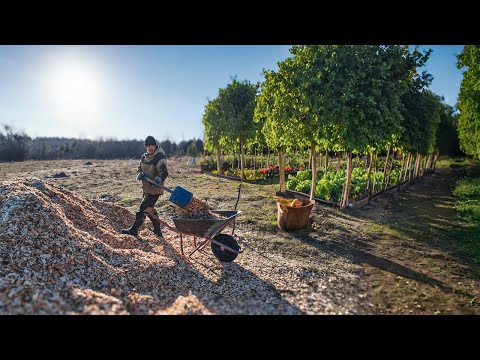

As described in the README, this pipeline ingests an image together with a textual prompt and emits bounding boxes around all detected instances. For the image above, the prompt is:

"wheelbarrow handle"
[144,177,174,194]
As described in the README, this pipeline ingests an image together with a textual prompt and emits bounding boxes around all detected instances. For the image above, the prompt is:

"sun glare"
[40,48,108,122]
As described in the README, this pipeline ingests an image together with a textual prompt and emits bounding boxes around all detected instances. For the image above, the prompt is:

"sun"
[49,64,100,107]
[42,49,106,119]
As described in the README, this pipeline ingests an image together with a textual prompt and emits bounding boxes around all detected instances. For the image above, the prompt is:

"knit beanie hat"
[145,136,157,147]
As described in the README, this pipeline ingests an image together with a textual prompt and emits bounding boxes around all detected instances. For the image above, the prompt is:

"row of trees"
[203,45,453,208]
[457,45,480,160]
[0,125,203,161]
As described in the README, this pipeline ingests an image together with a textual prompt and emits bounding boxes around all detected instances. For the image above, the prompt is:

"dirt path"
[333,168,480,314]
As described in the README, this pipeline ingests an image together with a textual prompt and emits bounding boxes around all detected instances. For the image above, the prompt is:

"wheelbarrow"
[144,210,243,262]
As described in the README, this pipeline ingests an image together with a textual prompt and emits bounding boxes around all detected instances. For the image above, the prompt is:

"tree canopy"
[457,45,480,160]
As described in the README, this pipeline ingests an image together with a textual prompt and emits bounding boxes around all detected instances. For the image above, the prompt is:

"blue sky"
[415,45,465,106]
[0,45,464,143]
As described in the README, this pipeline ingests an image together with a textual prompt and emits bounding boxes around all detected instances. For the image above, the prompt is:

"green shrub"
[453,178,480,199]
[295,180,312,194]
[286,178,300,190]
[295,170,312,181]
[455,200,480,222]
[200,157,216,171]
[315,177,334,201]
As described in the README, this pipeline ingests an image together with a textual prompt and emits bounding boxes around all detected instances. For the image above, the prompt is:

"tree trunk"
[401,153,407,182]
[238,146,241,172]
[337,152,342,171]
[413,152,419,180]
[412,154,417,181]
[341,151,353,208]
[240,137,245,180]
[278,147,286,193]
[412,153,419,181]
[308,148,311,170]
[254,145,257,171]
[267,146,270,169]
[382,144,391,190]
[405,153,412,182]
[324,149,329,173]
[372,152,378,195]
[316,148,320,171]
[261,146,263,169]
[310,142,317,201]
[410,154,418,181]
[366,152,373,193]
[216,146,222,173]
[398,152,405,185]
[386,149,395,189]
[408,154,414,182]
[416,153,422,179]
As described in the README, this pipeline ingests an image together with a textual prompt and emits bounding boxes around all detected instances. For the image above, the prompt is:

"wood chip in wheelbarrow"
[175,196,227,219]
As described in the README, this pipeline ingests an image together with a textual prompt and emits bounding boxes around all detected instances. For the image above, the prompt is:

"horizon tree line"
[0,125,204,162]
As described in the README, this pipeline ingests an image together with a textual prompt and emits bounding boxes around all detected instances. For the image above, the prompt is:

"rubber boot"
[121,212,144,236]
[148,213,163,237]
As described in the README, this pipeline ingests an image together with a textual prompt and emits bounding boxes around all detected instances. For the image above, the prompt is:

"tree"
[187,142,197,157]
[216,79,258,180]
[457,45,480,160]
[280,46,333,200]
[0,125,31,162]
[255,66,306,193]
[195,138,204,155]
[316,46,429,206]
[437,104,462,157]
[203,97,226,172]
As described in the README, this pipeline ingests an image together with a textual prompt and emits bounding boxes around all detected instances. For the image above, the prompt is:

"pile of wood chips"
[0,178,201,314]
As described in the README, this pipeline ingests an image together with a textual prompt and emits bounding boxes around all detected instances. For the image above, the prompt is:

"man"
[121,135,169,237]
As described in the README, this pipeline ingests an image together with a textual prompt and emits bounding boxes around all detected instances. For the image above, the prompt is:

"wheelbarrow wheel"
[211,234,240,262]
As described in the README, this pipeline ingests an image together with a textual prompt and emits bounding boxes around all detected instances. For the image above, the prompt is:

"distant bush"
[200,157,217,171]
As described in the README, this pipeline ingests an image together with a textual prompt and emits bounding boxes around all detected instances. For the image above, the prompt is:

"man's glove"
[136,172,146,181]
[154,176,163,184]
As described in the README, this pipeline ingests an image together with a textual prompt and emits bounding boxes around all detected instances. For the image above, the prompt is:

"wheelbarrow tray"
[171,210,241,238]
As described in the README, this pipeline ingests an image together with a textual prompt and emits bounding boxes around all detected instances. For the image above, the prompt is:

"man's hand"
[136,172,146,181]
[154,176,163,184]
